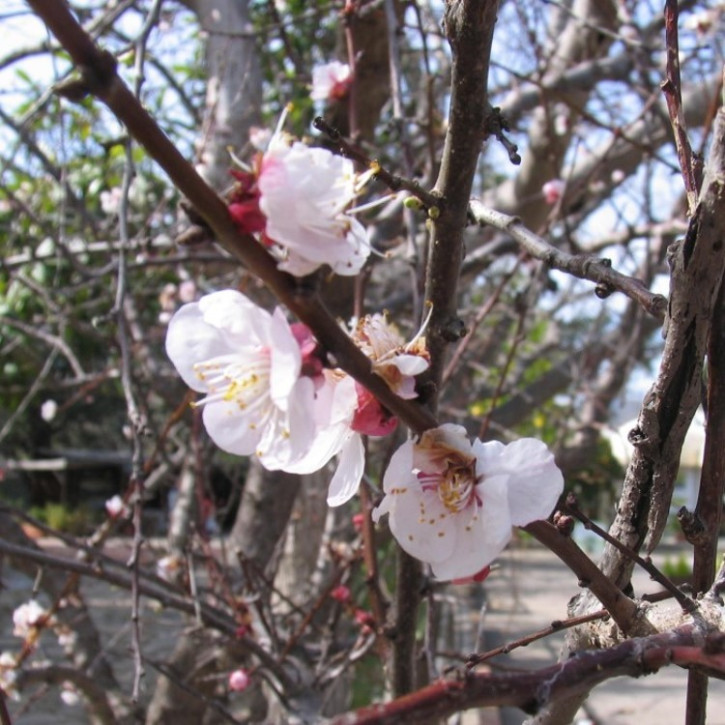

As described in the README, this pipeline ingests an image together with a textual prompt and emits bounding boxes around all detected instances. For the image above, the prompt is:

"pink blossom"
[311,61,352,102]
[105,494,126,518]
[284,314,429,506]
[228,127,371,277]
[542,179,565,205]
[228,668,250,692]
[372,424,563,581]
[330,585,351,603]
[258,135,370,276]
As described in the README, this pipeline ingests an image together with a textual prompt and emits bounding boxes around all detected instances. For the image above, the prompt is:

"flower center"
[418,454,479,514]
[437,459,478,513]
[192,352,271,414]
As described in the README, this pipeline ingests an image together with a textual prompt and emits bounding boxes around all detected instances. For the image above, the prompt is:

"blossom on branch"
[12,600,49,638]
[228,668,250,692]
[258,134,370,276]
[372,424,563,581]
[228,122,371,277]
[542,178,565,205]
[310,61,352,102]
[165,290,317,469]
[284,314,429,506]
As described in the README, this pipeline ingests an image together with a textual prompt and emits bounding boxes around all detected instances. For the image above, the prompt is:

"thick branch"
[596,107,725,592]
[26,0,438,437]
[328,626,724,725]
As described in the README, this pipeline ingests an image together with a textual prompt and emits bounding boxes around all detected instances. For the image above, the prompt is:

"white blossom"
[13,600,47,638]
[165,290,316,469]
[40,400,58,422]
[105,494,126,518]
[258,134,370,276]
[373,424,563,581]
[310,61,352,102]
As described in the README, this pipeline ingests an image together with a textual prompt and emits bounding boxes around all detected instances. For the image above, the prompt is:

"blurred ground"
[1,539,724,724]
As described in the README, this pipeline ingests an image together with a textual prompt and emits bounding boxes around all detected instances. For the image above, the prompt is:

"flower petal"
[429,473,512,580]
[165,302,232,392]
[473,438,563,526]
[268,307,302,406]
[326,433,365,506]
[201,397,262,456]
[256,377,317,469]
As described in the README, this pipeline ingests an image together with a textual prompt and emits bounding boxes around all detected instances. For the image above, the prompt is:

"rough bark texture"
[529,106,725,725]
[189,0,262,191]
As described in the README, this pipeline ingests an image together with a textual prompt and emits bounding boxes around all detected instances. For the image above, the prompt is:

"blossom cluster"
[166,290,429,507]
[227,114,370,277]
[165,68,564,581]
[166,290,563,579]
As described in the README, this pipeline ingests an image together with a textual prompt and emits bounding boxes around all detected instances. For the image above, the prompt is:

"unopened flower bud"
[228,668,250,692]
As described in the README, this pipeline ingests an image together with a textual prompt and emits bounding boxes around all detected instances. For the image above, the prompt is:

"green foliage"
[662,555,692,584]
[28,502,96,536]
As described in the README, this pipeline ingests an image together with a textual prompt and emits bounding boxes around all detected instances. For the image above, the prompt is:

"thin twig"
[313,116,441,210]
[563,494,696,613]
[468,202,667,320]
[661,0,699,214]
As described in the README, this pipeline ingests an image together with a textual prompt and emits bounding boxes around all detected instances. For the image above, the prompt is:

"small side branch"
[468,201,667,320]
[661,0,700,214]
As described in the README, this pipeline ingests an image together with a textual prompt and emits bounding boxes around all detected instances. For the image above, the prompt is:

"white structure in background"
[605,407,706,512]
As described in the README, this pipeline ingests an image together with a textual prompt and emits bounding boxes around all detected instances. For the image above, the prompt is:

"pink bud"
[352,513,365,532]
[331,585,351,603]
[354,609,374,627]
[351,384,398,437]
[228,668,250,692]
[452,565,491,585]
[542,179,565,205]
[234,624,252,639]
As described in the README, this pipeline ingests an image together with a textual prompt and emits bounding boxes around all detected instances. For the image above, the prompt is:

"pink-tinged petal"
[256,377,316,470]
[472,438,563,526]
[327,433,365,506]
[429,473,512,581]
[268,308,302,406]
[351,385,397,436]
